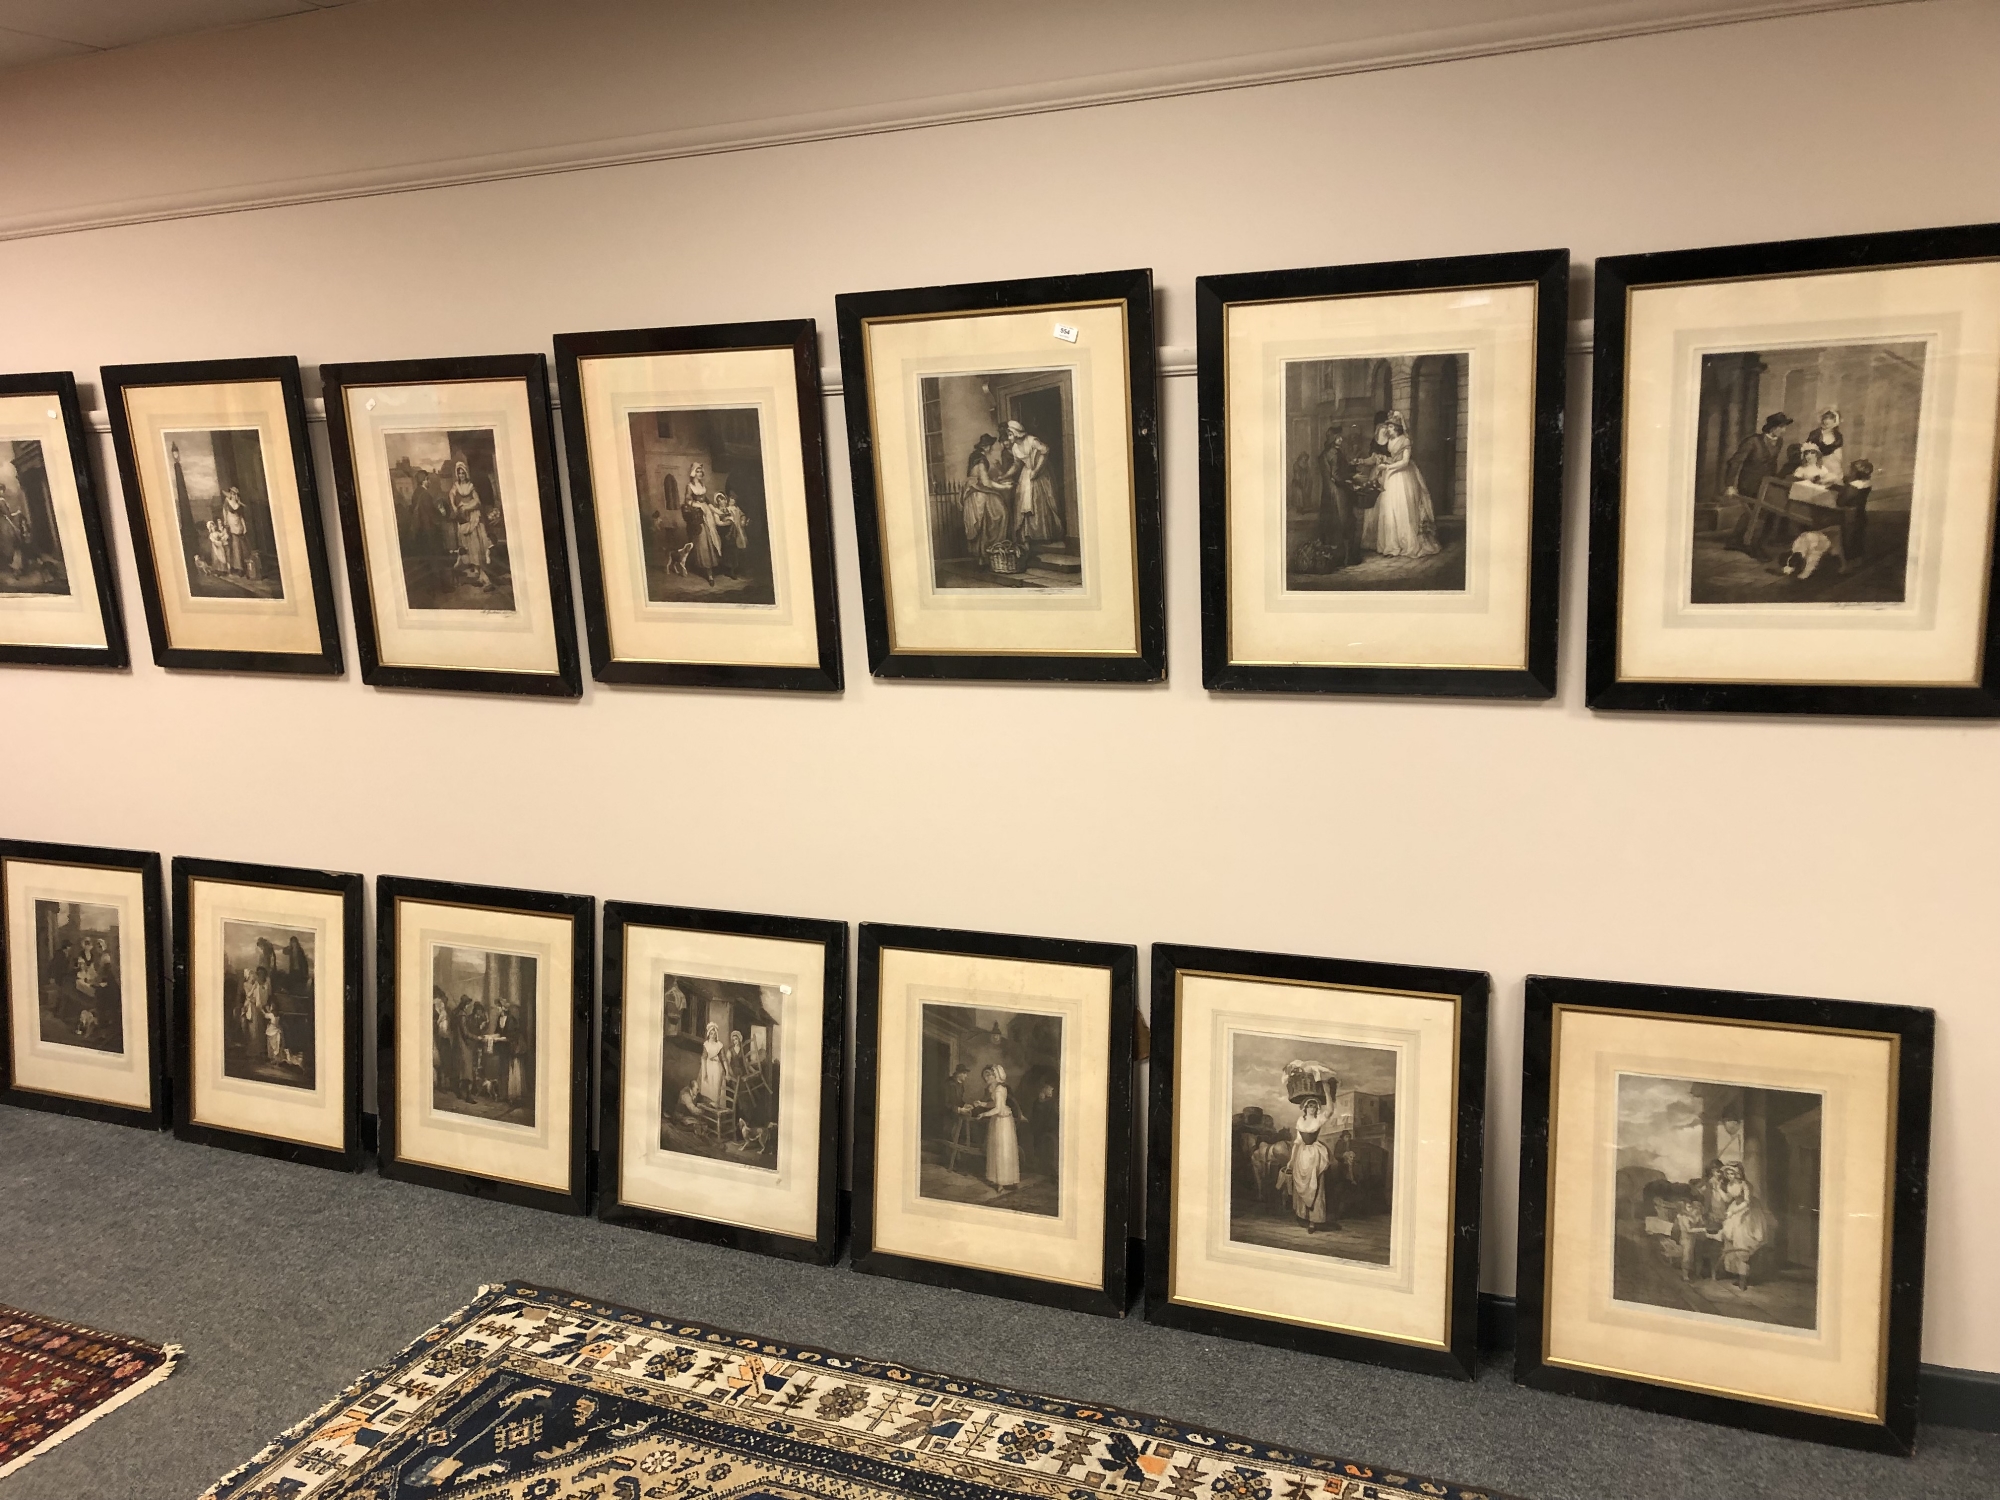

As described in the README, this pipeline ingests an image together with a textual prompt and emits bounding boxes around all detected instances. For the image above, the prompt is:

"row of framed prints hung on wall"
[0,835,1937,1455]
[4,219,1999,712]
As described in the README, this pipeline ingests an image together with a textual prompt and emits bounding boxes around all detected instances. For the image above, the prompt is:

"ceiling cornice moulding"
[0,0,1912,243]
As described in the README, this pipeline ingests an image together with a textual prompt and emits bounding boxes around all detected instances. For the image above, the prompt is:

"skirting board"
[343,1124,2000,1434]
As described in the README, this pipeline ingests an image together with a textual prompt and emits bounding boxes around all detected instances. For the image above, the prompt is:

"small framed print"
[0,838,166,1130]
[170,856,364,1171]
[1516,975,1934,1453]
[1145,944,1488,1379]
[598,902,846,1264]
[835,268,1165,682]
[1588,220,2000,716]
[322,355,583,697]
[376,875,594,1213]
[100,357,343,676]
[0,372,128,669]
[553,321,843,692]
[852,922,1136,1316]
[1198,249,1568,697]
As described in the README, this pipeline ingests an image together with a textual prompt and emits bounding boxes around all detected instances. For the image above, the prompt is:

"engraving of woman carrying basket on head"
[1276,1063,1349,1234]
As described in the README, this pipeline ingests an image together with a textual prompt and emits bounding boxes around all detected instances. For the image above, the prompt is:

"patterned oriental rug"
[0,1304,182,1477]
[205,1282,1512,1500]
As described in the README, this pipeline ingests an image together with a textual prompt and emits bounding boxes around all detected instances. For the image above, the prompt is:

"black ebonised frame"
[0,838,167,1130]
[1145,943,1488,1378]
[321,354,582,698]
[552,321,844,693]
[852,921,1136,1316]
[99,356,343,676]
[1516,974,1934,1454]
[1587,220,2000,717]
[834,268,1165,683]
[170,856,365,1171]
[375,875,595,1214]
[0,371,129,670]
[598,901,846,1263]
[1197,249,1568,699]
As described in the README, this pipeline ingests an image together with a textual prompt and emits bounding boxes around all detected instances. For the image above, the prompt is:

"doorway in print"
[1409,354,1463,517]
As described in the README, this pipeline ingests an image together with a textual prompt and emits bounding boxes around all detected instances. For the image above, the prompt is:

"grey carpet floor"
[1,1108,1994,1500]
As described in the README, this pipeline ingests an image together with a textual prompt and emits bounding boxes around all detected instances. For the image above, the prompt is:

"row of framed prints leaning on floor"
[0,836,1937,1455]
[5,219,2000,715]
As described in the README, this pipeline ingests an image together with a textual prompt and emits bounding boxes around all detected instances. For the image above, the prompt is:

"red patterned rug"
[0,1304,181,1477]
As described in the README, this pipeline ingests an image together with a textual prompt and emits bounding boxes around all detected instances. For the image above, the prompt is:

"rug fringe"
[0,1341,182,1480]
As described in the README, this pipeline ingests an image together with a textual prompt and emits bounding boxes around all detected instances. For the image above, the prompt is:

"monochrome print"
[164,428,283,600]
[1690,341,1925,605]
[1228,1032,1396,1266]
[1282,354,1468,592]
[918,1002,1062,1217]
[1614,1073,1822,1330]
[430,944,537,1127]
[385,428,515,611]
[656,971,784,1171]
[31,900,122,1054]
[628,408,776,607]
[220,920,315,1091]
[0,439,69,596]
[919,370,1081,590]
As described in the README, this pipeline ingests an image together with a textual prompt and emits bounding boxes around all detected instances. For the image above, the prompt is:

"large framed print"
[376,875,594,1214]
[852,922,1136,1316]
[835,268,1165,682]
[170,856,364,1171]
[0,838,166,1130]
[1146,944,1487,1379]
[323,355,582,697]
[553,321,843,692]
[1516,974,1934,1454]
[1198,249,1567,698]
[0,371,128,669]
[599,902,845,1264]
[100,357,342,675]
[1587,220,2000,716]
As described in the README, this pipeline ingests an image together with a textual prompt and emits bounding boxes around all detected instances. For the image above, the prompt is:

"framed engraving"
[0,371,128,669]
[1198,249,1567,697]
[322,355,582,697]
[852,922,1136,1316]
[554,321,843,691]
[836,268,1164,682]
[101,357,341,675]
[0,838,166,1130]
[599,901,845,1264]
[171,856,364,1171]
[376,874,594,1213]
[1587,221,2000,716]
[1145,944,1487,1379]
[1516,974,1934,1453]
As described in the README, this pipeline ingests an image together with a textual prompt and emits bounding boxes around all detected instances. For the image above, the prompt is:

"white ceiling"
[0,0,365,71]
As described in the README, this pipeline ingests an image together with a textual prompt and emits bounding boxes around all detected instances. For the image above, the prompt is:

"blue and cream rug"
[204,1282,1508,1500]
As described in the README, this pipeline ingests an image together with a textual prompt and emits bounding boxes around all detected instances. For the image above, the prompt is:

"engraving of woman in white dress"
[681,462,723,585]
[696,1021,726,1106]
[1715,1160,1778,1289]
[979,1063,1022,1200]
[1367,412,1440,560]
[1280,1074,1341,1233]
[960,434,1012,562]
[448,459,495,588]
[1004,419,1063,549]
